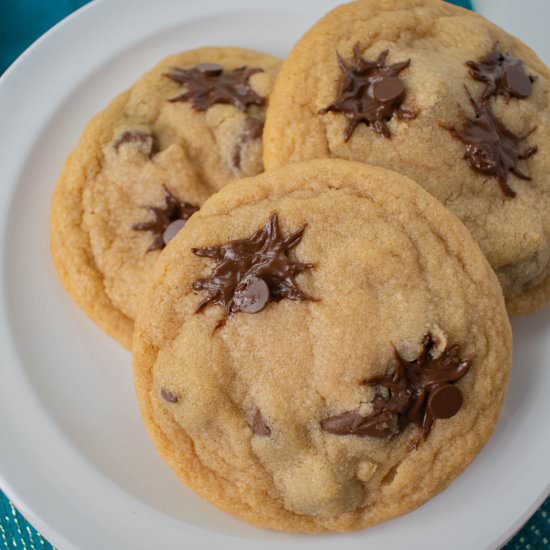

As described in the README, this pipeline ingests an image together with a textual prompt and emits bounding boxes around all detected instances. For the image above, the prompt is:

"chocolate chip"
[466,43,535,101]
[243,116,264,140]
[161,388,178,403]
[192,214,314,320]
[321,410,397,438]
[113,130,155,156]
[428,384,463,419]
[232,117,265,170]
[321,334,470,445]
[163,219,187,246]
[195,63,223,76]
[232,143,244,170]
[253,409,271,436]
[133,186,199,252]
[319,43,417,140]
[503,64,533,99]
[372,76,405,103]
[232,277,270,314]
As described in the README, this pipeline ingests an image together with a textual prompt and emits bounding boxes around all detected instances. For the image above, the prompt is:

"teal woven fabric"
[0,495,55,550]
[0,490,548,549]
[0,0,547,549]
[0,0,92,73]
[451,0,473,7]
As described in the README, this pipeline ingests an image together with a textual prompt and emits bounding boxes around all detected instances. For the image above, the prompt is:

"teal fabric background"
[0,0,92,73]
[0,0,548,549]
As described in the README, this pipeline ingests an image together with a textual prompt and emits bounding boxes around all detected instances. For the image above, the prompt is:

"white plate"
[0,1,548,549]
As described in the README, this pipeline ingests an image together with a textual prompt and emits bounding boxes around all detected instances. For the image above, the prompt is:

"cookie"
[263,0,550,315]
[133,159,511,532]
[50,47,280,349]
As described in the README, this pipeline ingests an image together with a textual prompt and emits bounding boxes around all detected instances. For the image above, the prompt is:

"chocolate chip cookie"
[263,0,550,315]
[133,159,511,532]
[51,47,280,348]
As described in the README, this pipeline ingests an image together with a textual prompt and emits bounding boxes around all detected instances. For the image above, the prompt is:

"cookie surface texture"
[133,159,512,532]
[51,47,280,348]
[263,0,550,314]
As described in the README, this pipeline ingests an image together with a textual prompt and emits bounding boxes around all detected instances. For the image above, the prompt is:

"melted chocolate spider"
[165,63,265,111]
[133,186,198,252]
[321,335,470,448]
[466,43,536,101]
[319,44,417,140]
[447,88,538,197]
[191,213,314,323]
